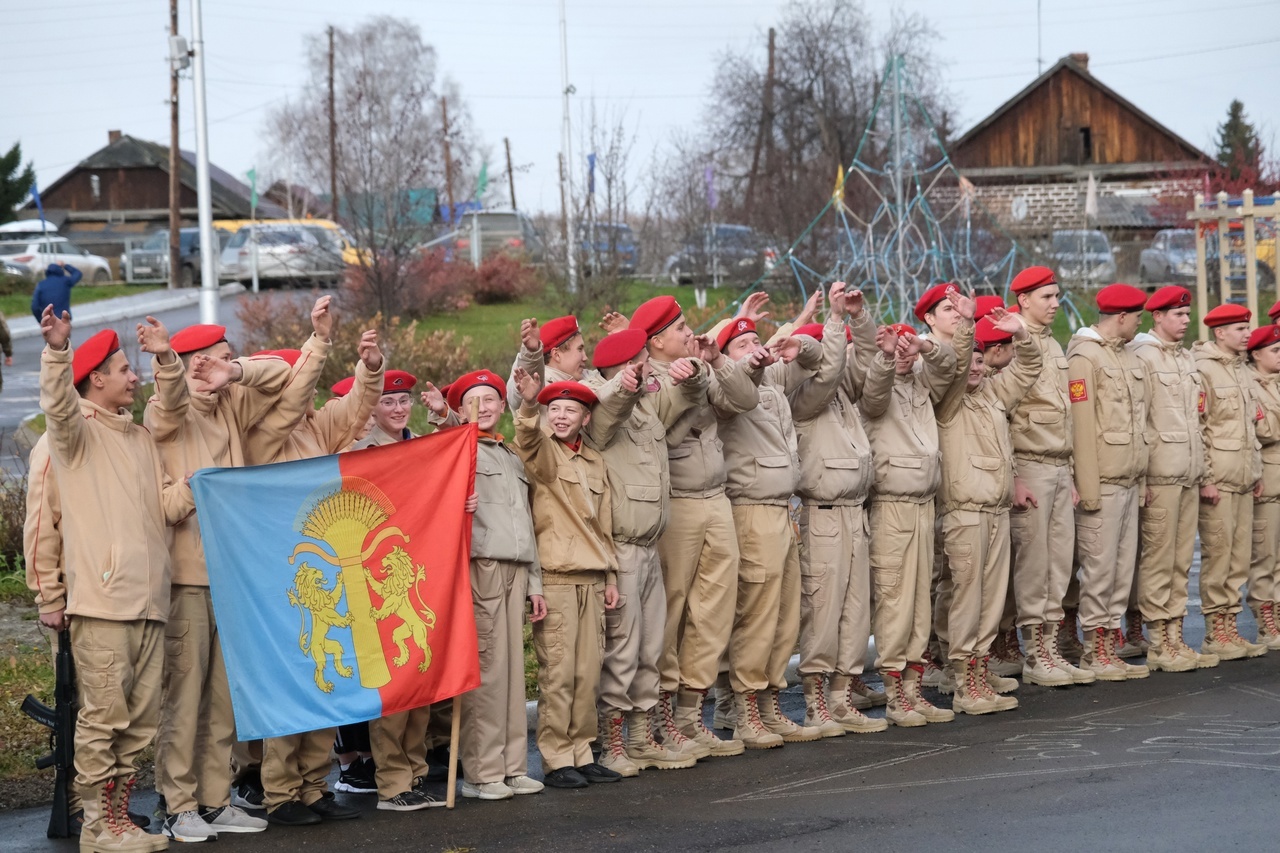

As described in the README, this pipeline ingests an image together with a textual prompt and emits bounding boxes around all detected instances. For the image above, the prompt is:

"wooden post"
[505,137,517,211]
[1244,189,1258,323]
[328,26,338,221]
[1193,193,1208,340]
[1217,191,1231,309]
[168,0,181,290]
[445,395,479,810]
[743,27,776,221]
[441,96,456,222]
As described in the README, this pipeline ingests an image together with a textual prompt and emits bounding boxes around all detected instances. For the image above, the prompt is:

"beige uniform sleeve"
[708,356,760,416]
[858,351,897,420]
[653,359,710,430]
[311,358,385,455]
[513,403,556,483]
[920,335,960,404]
[246,334,332,464]
[1068,349,1102,511]
[988,335,1043,410]
[23,441,64,613]
[789,316,848,421]
[507,346,544,411]
[934,320,976,424]
[39,345,89,469]
[144,351,190,443]
[225,355,294,430]
[841,311,876,401]
[585,373,640,448]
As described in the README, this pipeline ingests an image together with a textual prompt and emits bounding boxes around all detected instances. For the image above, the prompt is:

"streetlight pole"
[190,0,218,322]
[558,0,578,293]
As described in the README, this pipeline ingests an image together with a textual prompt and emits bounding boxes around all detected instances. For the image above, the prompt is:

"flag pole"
[446,394,481,810]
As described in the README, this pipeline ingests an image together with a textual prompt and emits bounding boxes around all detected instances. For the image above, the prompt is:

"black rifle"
[22,627,76,839]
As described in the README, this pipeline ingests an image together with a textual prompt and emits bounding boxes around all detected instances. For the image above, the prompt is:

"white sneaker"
[503,775,544,795]
[201,804,268,833]
[164,809,217,841]
[461,780,514,800]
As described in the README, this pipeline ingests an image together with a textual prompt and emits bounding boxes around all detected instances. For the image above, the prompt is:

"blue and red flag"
[190,424,480,739]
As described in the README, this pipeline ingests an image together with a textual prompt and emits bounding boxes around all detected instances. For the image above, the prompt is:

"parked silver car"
[1046,229,1116,284]
[0,236,113,283]
[219,225,344,285]
[1138,229,1197,283]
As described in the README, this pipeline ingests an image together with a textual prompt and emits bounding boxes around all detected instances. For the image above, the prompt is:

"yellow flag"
[832,164,846,204]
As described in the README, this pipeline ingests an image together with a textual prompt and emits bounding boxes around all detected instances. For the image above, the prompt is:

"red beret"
[794,322,825,340]
[592,329,648,369]
[717,317,757,351]
[72,329,120,386]
[539,316,580,351]
[914,283,957,322]
[629,296,682,337]
[330,376,355,397]
[1095,284,1147,314]
[170,324,227,355]
[1248,325,1280,352]
[1010,266,1057,294]
[887,323,917,338]
[252,349,301,367]
[975,316,1013,348]
[1204,304,1252,328]
[447,370,507,411]
[537,380,598,409]
[1268,300,1280,321]
[974,295,1005,321]
[1145,286,1192,313]
[382,370,417,394]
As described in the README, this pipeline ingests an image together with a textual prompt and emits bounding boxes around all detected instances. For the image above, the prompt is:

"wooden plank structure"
[1188,190,1280,339]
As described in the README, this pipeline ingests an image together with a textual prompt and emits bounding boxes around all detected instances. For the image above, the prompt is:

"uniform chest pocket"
[1029,410,1062,426]
[825,457,859,470]
[623,483,661,502]
[969,455,1003,471]
[1054,357,1070,372]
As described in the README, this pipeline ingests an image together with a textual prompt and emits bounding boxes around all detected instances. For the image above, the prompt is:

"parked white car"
[0,236,113,283]
[218,224,344,285]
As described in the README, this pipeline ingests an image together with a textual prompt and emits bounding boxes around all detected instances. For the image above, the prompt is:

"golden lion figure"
[288,563,355,693]
[370,546,436,672]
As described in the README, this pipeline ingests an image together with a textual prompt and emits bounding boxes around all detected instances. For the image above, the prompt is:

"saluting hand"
[137,315,172,356]
[769,336,801,364]
[191,354,241,393]
[989,307,1027,340]
[828,281,849,316]
[668,357,696,386]
[599,311,629,334]
[945,286,977,321]
[513,366,540,405]
[875,325,898,356]
[40,306,71,351]
[746,345,777,370]
[618,362,641,393]
[519,318,541,352]
[311,295,334,342]
[420,382,448,417]
[693,334,723,367]
[795,287,822,326]
[736,291,771,324]
[357,329,383,371]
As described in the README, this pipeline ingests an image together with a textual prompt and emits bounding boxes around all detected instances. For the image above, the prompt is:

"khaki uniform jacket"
[793,313,876,507]
[859,332,959,501]
[514,403,617,584]
[242,333,333,465]
[506,345,603,412]
[1250,367,1280,502]
[584,366,706,545]
[40,344,193,622]
[1131,332,1205,488]
[472,435,543,595]
[653,355,759,499]
[145,352,292,586]
[937,330,1042,512]
[1193,341,1263,494]
[1010,319,1073,466]
[23,435,64,614]
[257,356,384,465]
[1066,328,1150,511]
[720,335,825,506]
[353,424,416,448]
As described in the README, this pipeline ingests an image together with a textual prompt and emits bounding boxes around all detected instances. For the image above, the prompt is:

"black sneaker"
[307,792,361,821]
[232,779,266,811]
[408,777,448,808]
[376,791,435,812]
[334,757,378,794]
[543,767,589,789]
[267,800,322,827]
[576,762,622,784]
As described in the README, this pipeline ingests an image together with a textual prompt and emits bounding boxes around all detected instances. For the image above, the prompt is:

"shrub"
[0,450,27,586]
[470,254,546,305]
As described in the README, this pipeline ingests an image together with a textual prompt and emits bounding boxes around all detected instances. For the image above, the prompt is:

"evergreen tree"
[0,142,36,224]
[1215,99,1263,182]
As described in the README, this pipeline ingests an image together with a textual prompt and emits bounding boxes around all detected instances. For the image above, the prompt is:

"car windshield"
[1169,233,1195,250]
[1053,233,1109,254]
[0,241,33,255]
[715,226,755,249]
[260,230,306,246]
[142,232,168,250]
[227,230,249,249]
[470,214,520,234]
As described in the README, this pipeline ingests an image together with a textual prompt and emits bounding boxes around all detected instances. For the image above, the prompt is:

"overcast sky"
[6,0,1279,217]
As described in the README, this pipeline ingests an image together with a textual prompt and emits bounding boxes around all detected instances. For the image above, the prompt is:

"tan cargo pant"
[157,585,235,813]
[657,493,739,693]
[1138,483,1198,621]
[600,542,666,713]
[459,558,530,785]
[1249,499,1280,611]
[370,707,430,799]
[71,618,164,791]
[941,508,1011,662]
[532,581,604,771]
[1009,459,1075,626]
[1199,489,1253,615]
[1076,484,1140,632]
[262,728,334,809]
[728,504,800,693]
[869,499,935,673]
[798,503,872,677]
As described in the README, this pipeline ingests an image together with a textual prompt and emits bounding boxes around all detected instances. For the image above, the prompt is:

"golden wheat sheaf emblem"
[286,476,437,692]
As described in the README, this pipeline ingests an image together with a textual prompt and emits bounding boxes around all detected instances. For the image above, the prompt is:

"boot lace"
[810,678,834,722]
[102,779,125,837]
[659,692,694,748]
[605,715,627,758]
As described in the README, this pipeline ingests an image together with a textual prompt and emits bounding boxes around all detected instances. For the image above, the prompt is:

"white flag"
[1085,172,1099,222]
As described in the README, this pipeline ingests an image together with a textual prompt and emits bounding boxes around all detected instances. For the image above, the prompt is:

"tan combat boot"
[950,658,998,716]
[975,657,1018,711]
[920,648,949,690]
[655,691,710,760]
[1080,627,1128,681]
[676,689,745,757]
[1105,627,1149,679]
[1145,619,1193,672]
[759,689,823,742]
[801,675,846,738]
[109,776,167,853]
[1168,616,1219,668]
[78,781,109,852]
[826,675,888,733]
[1057,607,1085,663]
[846,674,887,709]
[625,710,696,771]
[1252,602,1280,650]
[1223,612,1268,658]
[1046,622,1097,684]
[1116,611,1149,658]
[980,653,1018,694]
[732,691,784,749]
[1203,612,1253,661]
[1020,624,1072,687]
[881,670,926,728]
[904,663,954,723]
[92,778,166,853]
[989,627,1024,676]
[598,712,639,777]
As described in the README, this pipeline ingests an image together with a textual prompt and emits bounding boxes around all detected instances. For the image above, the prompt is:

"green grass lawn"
[0,284,163,320]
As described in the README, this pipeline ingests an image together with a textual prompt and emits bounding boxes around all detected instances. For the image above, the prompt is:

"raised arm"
[313,331,386,454]
[37,309,88,469]
[857,326,898,420]
[511,367,557,483]
[585,364,642,448]
[507,318,546,411]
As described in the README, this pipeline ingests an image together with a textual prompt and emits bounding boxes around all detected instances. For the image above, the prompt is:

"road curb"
[9,284,246,340]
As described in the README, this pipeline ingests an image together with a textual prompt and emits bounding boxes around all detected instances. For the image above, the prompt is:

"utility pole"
[891,56,907,318]
[328,25,338,222]
[190,0,217,322]
[558,153,569,249]
[504,137,517,210]
[1037,0,1043,75]
[441,95,456,221]
[558,0,578,292]
[744,27,776,221]
[168,0,181,290]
